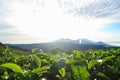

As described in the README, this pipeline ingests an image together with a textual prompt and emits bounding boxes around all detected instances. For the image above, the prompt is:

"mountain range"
[6,38,118,51]
[55,39,109,46]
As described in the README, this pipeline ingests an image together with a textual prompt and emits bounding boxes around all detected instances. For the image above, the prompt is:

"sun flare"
[3,0,107,42]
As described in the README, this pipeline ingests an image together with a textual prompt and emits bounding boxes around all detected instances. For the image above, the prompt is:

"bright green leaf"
[32,66,50,74]
[71,66,90,80]
[88,60,98,70]
[71,65,80,79]
[33,54,41,68]
[1,63,23,74]
[59,68,65,77]
[79,66,90,80]
[101,55,115,65]
[56,75,61,79]
[32,48,38,54]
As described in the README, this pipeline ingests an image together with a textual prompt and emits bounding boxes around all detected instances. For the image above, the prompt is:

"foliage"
[96,72,110,80]
[71,65,90,80]
[1,63,23,74]
[0,45,120,80]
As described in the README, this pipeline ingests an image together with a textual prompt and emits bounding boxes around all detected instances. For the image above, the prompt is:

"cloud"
[1,0,120,22]
[0,23,23,37]
[0,0,12,18]
[58,0,120,22]
[0,0,120,43]
[0,0,45,17]
[0,0,111,40]
[0,23,12,30]
[0,23,40,43]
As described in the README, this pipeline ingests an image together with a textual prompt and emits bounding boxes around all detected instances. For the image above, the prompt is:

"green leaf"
[88,60,98,70]
[79,66,90,80]
[96,72,111,80]
[56,75,61,79]
[1,63,23,74]
[71,65,80,79]
[71,66,90,80]
[32,48,38,54]
[59,68,65,77]
[101,55,115,65]
[32,66,50,74]
[33,54,41,68]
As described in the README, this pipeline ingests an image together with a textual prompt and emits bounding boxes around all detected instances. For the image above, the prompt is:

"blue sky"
[102,22,120,34]
[0,0,120,45]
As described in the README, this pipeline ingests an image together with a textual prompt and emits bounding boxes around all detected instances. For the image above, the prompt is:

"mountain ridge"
[54,38,110,46]
[6,38,115,51]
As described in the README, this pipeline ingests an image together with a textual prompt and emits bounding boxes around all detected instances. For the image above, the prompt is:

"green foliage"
[56,68,66,80]
[96,72,111,80]
[0,46,120,80]
[101,55,115,65]
[88,60,98,70]
[1,63,23,74]
[33,54,41,68]
[32,66,50,74]
[71,65,90,80]
[59,68,65,77]
[32,48,38,54]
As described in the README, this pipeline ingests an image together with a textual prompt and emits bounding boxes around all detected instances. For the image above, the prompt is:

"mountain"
[55,38,109,46]
[6,39,113,51]
[54,39,80,44]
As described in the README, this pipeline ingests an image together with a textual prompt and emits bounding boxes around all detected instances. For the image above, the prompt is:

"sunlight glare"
[5,0,106,42]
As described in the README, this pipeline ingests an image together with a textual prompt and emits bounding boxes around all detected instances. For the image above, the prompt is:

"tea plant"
[0,46,120,80]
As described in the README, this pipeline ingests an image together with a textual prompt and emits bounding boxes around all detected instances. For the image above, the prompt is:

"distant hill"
[0,42,30,54]
[6,39,118,51]
[0,42,6,53]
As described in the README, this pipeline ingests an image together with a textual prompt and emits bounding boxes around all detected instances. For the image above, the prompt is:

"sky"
[0,0,120,45]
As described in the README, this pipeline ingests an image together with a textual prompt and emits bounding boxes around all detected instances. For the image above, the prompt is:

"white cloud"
[59,0,120,22]
[0,0,120,43]
[1,0,120,22]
